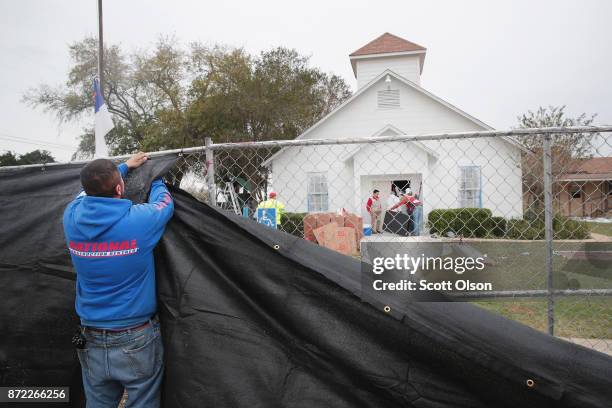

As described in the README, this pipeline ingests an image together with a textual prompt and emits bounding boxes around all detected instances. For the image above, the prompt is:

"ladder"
[217,182,241,215]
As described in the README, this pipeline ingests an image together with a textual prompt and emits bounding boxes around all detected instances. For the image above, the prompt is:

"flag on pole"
[93,77,113,158]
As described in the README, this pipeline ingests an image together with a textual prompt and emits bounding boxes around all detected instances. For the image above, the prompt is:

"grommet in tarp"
[383,306,391,313]
[526,379,535,388]
[273,244,280,250]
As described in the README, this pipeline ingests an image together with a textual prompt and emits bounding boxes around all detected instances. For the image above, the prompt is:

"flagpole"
[97,0,104,96]
[94,0,112,158]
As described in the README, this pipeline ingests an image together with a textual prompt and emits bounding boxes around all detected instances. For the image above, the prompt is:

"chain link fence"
[165,126,612,355]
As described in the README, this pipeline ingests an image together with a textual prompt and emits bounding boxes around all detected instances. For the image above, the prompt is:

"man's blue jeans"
[77,318,164,408]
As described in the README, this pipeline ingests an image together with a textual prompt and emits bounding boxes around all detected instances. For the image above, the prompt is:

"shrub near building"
[282,209,589,240]
[281,212,307,237]
[428,208,503,238]
[428,208,589,240]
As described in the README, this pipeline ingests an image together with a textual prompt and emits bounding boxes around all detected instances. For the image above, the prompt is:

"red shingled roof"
[350,33,426,57]
[559,157,612,181]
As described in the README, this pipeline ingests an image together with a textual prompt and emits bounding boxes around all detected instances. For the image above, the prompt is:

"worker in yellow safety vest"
[257,192,285,226]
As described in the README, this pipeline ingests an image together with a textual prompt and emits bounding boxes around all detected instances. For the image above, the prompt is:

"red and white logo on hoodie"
[69,240,139,258]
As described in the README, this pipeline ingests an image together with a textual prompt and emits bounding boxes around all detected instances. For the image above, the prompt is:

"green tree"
[18,149,56,165]
[0,150,55,167]
[24,36,175,159]
[24,37,352,162]
[0,151,19,167]
[517,105,597,211]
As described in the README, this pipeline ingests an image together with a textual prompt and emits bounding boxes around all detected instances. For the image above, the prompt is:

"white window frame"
[458,166,482,208]
[307,172,329,212]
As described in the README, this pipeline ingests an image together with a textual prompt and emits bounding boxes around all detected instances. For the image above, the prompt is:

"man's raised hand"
[126,152,148,169]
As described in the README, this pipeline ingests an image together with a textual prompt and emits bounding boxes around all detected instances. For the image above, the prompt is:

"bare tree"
[517,105,597,212]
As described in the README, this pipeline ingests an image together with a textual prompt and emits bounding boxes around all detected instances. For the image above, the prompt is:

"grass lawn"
[460,240,612,291]
[465,241,611,338]
[474,297,612,339]
[359,238,611,339]
[586,221,612,237]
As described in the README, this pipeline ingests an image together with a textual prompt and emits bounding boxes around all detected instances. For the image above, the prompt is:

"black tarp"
[1,156,611,408]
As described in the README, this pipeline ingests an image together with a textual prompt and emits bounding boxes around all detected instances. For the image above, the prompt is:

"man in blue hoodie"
[63,152,173,408]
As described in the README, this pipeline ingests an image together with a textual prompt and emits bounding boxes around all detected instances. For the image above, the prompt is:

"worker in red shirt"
[366,189,383,234]
[388,188,422,234]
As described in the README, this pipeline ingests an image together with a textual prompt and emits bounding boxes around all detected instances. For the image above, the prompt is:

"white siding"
[269,75,523,224]
[297,77,487,142]
[354,142,429,217]
[423,137,523,219]
[356,55,420,88]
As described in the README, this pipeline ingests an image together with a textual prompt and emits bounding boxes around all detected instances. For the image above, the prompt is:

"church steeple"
[349,33,427,88]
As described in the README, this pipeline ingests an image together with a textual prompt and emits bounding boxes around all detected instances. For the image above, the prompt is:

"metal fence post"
[543,134,554,336]
[205,137,216,206]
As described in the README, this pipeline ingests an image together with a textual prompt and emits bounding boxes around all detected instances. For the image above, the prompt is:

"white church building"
[264,33,523,223]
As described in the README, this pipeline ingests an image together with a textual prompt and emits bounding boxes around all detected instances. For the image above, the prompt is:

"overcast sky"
[1,0,611,161]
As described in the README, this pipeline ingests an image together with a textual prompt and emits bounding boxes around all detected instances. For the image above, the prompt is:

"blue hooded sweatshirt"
[63,163,174,329]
